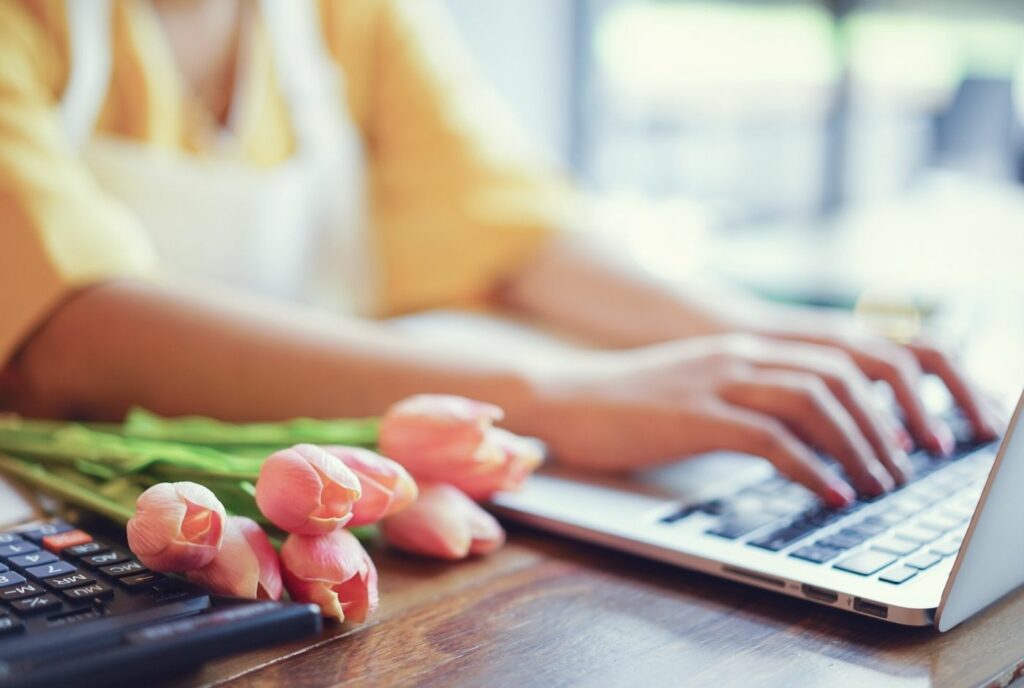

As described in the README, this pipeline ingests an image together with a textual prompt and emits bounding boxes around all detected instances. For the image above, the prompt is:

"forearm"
[499,234,773,348]
[1,280,536,425]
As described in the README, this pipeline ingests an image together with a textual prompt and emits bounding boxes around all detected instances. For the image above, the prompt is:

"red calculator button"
[42,529,93,553]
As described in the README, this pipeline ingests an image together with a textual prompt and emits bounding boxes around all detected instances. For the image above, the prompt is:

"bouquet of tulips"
[0,395,543,622]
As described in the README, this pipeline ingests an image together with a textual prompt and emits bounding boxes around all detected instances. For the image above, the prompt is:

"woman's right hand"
[525,334,917,509]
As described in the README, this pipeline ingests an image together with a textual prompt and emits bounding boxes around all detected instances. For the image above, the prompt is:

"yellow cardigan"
[0,0,569,365]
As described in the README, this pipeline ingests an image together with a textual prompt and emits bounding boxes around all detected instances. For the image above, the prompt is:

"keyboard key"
[119,572,166,590]
[26,561,76,580]
[0,542,40,558]
[0,563,6,573]
[0,581,45,601]
[865,511,905,527]
[844,520,889,538]
[64,542,109,559]
[19,521,73,542]
[790,545,842,564]
[749,521,818,552]
[873,538,921,556]
[917,515,960,533]
[42,529,92,553]
[63,582,114,601]
[897,527,942,544]
[817,532,865,550]
[82,550,130,568]
[931,541,961,557]
[879,566,918,584]
[45,571,96,590]
[706,512,779,539]
[905,553,942,570]
[8,551,58,568]
[0,615,24,636]
[11,593,61,614]
[0,571,27,588]
[0,534,24,545]
[100,560,147,578]
[834,550,898,576]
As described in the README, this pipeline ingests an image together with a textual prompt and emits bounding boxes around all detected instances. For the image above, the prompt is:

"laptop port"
[801,584,838,604]
[853,598,889,618]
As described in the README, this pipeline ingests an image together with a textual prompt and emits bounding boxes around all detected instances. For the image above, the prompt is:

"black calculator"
[0,519,321,688]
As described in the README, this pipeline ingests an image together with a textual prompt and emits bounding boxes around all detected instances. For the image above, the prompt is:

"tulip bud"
[255,444,361,534]
[381,482,505,560]
[280,529,378,622]
[323,446,418,527]
[187,516,283,600]
[127,482,226,572]
[379,395,544,500]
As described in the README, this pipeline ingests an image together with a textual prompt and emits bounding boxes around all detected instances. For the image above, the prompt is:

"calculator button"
[0,563,7,573]
[0,534,24,545]
[9,551,58,569]
[119,571,165,590]
[11,594,61,614]
[0,571,27,588]
[63,582,114,601]
[0,581,45,601]
[26,561,77,580]
[0,542,40,559]
[100,560,147,578]
[20,521,73,542]
[64,542,109,559]
[0,615,24,636]
[45,571,96,590]
[42,529,93,554]
[82,550,130,568]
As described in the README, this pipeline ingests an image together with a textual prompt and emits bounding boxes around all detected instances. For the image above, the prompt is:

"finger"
[720,408,856,508]
[748,344,912,484]
[723,372,894,496]
[851,343,951,456]
[909,343,999,441]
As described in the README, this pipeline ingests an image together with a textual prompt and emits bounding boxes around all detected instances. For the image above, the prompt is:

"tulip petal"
[381,483,481,560]
[187,517,262,598]
[280,530,377,622]
[127,482,226,572]
[256,444,361,534]
[324,447,419,526]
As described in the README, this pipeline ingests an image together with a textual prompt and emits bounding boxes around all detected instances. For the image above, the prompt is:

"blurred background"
[443,0,1024,405]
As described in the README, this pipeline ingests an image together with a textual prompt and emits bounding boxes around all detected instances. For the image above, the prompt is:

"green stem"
[0,454,135,524]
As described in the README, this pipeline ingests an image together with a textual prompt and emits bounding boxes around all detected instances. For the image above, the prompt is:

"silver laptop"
[492,390,1024,630]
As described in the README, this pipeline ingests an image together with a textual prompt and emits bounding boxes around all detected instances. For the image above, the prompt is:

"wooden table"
[162,523,1024,688]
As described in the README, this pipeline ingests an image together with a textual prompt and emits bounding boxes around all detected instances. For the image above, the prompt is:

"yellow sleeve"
[0,1,155,366]
[321,0,576,315]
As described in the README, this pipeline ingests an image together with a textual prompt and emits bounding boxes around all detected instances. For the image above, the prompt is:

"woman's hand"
[527,334,927,508]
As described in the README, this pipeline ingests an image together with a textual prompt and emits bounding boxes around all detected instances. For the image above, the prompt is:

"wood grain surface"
[163,524,1024,688]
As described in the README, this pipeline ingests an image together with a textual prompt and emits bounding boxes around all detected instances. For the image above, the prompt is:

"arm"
[1,280,533,424]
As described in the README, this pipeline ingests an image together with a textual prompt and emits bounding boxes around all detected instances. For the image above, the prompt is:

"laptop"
[492,389,1024,630]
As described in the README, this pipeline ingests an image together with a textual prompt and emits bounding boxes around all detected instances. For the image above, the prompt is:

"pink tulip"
[255,444,361,534]
[127,482,226,572]
[280,529,378,622]
[379,395,544,499]
[322,446,418,527]
[381,483,505,560]
[187,516,283,600]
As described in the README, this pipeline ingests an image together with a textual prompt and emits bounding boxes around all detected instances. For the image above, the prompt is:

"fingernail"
[895,427,914,452]
[930,421,955,457]
[824,482,856,509]
[869,465,896,493]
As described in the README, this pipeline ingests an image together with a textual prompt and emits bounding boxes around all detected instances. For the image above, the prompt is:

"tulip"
[127,482,226,572]
[381,482,505,560]
[322,446,418,527]
[255,444,361,534]
[187,516,283,600]
[379,395,544,500]
[280,529,378,622]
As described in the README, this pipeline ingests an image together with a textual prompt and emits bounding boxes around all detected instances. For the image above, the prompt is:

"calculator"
[0,519,321,688]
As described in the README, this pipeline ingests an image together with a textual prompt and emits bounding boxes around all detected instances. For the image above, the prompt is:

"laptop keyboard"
[658,439,996,587]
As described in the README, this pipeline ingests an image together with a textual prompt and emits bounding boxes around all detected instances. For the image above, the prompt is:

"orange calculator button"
[42,529,93,553]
